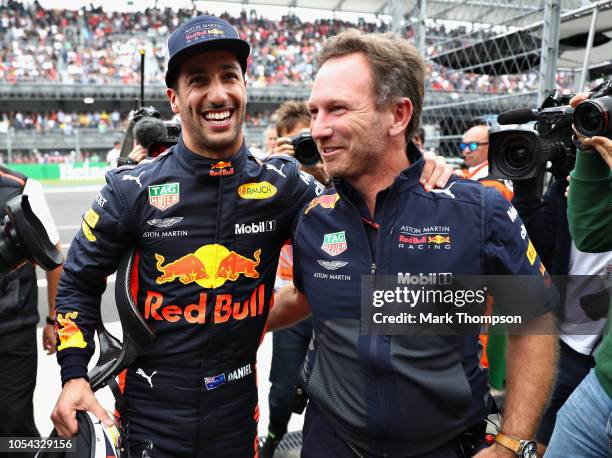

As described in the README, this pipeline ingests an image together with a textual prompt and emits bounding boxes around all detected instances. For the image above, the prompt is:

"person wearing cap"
[50,15,452,458]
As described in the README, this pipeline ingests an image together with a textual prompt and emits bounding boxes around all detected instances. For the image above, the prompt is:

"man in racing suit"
[50,15,322,458]
[268,30,557,457]
[50,15,451,458]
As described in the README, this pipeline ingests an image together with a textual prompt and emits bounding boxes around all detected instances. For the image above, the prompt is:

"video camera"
[290,132,320,166]
[489,79,612,180]
[118,49,180,164]
[119,106,180,161]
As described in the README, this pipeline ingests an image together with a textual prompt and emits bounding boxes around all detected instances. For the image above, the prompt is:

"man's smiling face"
[167,50,247,158]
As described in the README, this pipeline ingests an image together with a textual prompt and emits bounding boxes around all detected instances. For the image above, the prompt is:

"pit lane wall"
[7,162,110,181]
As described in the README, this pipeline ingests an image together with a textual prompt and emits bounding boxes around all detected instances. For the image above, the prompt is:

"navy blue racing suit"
[55,138,321,457]
[292,145,557,457]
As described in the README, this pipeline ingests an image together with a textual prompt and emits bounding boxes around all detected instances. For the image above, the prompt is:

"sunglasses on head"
[460,142,488,151]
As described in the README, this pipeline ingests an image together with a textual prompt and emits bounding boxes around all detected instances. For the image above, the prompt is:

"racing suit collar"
[333,142,425,199]
[174,136,248,179]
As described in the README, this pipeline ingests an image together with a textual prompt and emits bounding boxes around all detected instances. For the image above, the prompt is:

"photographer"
[545,93,612,457]
[512,160,611,454]
[0,167,62,457]
[270,101,331,187]
[117,116,169,166]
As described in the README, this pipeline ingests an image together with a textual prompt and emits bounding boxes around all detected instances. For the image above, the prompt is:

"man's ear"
[166,88,180,114]
[389,97,413,138]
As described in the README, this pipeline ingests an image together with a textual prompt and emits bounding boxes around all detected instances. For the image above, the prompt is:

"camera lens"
[507,145,532,169]
[292,134,321,166]
[574,97,612,137]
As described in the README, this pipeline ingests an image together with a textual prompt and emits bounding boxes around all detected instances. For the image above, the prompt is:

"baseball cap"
[165,15,250,87]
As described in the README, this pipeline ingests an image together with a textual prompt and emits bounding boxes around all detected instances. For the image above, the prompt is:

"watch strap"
[46,316,55,326]
[495,432,521,454]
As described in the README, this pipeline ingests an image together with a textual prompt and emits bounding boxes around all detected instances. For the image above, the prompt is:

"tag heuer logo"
[321,231,347,256]
[148,183,180,211]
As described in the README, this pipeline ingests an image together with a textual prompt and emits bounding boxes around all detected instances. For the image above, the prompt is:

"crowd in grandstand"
[0,0,577,93]
[0,110,125,133]
[1,109,271,133]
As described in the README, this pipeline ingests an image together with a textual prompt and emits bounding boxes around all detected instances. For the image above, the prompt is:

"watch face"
[521,441,537,458]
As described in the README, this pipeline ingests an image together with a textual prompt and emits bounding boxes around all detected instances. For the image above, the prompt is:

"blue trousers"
[545,369,612,457]
[536,340,595,445]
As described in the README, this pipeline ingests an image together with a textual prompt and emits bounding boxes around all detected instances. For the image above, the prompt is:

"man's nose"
[310,113,333,141]
[208,78,230,106]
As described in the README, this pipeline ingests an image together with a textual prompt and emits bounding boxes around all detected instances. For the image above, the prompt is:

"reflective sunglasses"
[459,141,488,151]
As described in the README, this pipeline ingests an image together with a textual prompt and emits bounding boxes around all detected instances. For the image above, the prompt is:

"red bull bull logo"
[428,235,451,244]
[143,284,266,324]
[304,193,340,215]
[155,244,261,288]
[210,161,234,177]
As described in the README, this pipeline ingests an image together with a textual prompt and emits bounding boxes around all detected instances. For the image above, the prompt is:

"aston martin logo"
[147,217,184,228]
[317,260,348,271]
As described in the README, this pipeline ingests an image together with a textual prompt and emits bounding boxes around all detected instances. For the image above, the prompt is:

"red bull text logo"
[210,161,234,177]
[399,235,426,244]
[155,244,261,288]
[143,284,266,324]
[304,193,340,215]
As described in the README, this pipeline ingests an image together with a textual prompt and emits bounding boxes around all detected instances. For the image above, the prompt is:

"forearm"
[267,284,311,332]
[567,150,612,252]
[46,243,64,317]
[501,315,557,438]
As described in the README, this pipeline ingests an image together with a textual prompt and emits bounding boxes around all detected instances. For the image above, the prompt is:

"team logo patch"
[526,239,537,265]
[81,208,99,242]
[57,311,87,351]
[210,161,234,177]
[147,217,184,228]
[317,260,348,271]
[321,231,347,256]
[304,193,340,214]
[84,208,99,228]
[149,183,180,211]
[238,182,277,200]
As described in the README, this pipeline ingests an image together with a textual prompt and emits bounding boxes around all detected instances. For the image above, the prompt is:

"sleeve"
[291,210,305,294]
[284,163,324,295]
[22,178,60,245]
[55,173,134,384]
[285,165,325,220]
[567,150,612,253]
[484,186,559,318]
[511,178,558,268]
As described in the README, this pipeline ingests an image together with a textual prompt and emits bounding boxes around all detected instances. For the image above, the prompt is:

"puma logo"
[430,181,458,199]
[136,368,157,388]
[122,171,145,188]
[266,163,286,178]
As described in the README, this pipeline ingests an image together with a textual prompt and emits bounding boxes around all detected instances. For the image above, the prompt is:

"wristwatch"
[495,432,537,458]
